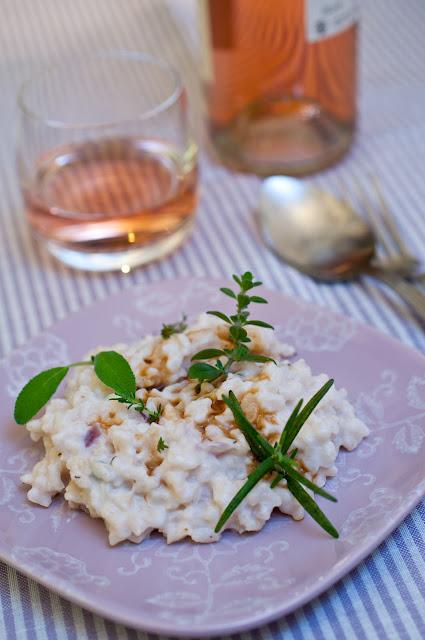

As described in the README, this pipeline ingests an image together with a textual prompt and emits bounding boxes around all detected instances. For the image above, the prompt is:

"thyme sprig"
[157,437,168,452]
[215,380,339,538]
[161,314,187,339]
[111,392,163,423]
[188,272,275,385]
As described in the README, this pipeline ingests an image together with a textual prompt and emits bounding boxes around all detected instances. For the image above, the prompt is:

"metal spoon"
[258,176,425,322]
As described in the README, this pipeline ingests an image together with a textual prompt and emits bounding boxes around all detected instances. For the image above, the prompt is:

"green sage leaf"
[14,366,69,424]
[93,351,136,398]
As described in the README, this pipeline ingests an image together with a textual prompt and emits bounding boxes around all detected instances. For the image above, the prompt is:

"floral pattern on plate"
[1,278,424,637]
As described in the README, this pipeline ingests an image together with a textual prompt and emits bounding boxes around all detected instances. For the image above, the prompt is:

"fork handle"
[368,270,425,323]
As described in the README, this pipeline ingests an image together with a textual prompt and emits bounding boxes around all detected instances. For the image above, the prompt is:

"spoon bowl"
[258,176,375,281]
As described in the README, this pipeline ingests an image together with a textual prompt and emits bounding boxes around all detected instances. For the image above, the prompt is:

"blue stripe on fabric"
[1,1,425,639]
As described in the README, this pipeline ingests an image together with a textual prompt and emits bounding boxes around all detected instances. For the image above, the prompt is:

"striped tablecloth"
[1,1,425,638]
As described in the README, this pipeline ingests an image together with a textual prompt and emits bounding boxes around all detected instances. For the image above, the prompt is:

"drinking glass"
[17,51,198,272]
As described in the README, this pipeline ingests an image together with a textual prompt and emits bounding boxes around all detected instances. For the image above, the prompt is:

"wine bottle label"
[198,0,214,82]
[198,0,234,82]
[306,0,358,43]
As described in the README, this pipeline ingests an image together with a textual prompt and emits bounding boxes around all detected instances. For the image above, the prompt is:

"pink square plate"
[1,278,424,637]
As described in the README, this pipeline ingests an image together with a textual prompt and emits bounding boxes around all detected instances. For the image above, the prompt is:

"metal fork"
[369,175,420,275]
[354,177,425,322]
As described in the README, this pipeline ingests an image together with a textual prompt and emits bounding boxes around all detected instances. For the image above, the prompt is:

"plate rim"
[1,276,425,637]
[3,486,424,639]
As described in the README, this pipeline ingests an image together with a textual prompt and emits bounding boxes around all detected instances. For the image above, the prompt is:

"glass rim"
[17,50,184,130]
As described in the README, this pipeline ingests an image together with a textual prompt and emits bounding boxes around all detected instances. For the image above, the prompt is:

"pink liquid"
[24,137,198,254]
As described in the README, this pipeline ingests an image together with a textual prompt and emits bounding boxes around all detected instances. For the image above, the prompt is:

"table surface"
[1,1,425,638]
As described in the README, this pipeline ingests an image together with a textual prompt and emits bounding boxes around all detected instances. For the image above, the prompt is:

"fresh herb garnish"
[14,360,92,424]
[95,351,163,422]
[14,273,343,544]
[215,380,339,539]
[161,314,187,339]
[145,404,163,424]
[14,350,163,425]
[188,272,275,385]
[105,387,163,423]
[93,351,136,399]
[157,437,168,452]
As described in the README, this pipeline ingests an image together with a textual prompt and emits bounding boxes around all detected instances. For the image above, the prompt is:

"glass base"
[42,222,194,272]
[210,98,355,176]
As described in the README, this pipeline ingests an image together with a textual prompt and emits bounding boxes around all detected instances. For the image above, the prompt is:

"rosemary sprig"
[215,458,275,533]
[188,272,275,385]
[215,380,339,538]
[161,314,187,339]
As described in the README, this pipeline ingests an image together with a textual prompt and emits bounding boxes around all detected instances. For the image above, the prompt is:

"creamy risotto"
[21,313,369,545]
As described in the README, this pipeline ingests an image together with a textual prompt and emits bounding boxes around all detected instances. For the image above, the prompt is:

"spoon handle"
[369,270,425,324]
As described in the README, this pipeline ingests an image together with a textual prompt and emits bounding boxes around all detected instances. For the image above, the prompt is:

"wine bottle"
[200,0,358,175]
